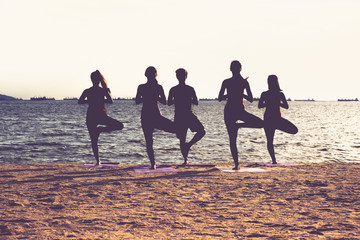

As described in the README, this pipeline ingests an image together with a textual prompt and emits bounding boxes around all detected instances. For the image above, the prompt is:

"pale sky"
[0,0,359,100]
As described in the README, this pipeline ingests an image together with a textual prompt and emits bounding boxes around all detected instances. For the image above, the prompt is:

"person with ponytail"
[258,74,298,164]
[135,66,176,169]
[78,70,123,165]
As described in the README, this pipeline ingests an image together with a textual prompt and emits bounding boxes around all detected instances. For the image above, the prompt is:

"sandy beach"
[1,162,360,239]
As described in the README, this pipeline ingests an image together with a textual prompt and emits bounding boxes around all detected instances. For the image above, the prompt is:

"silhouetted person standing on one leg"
[258,75,298,164]
[218,60,263,170]
[168,68,205,165]
[135,66,176,169]
[78,70,124,165]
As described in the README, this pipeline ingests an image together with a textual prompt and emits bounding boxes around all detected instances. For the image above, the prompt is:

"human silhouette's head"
[230,60,242,74]
[145,66,158,83]
[176,68,187,84]
[90,70,103,86]
[268,75,282,92]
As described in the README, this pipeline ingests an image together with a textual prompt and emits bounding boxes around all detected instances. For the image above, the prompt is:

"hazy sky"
[1,0,359,100]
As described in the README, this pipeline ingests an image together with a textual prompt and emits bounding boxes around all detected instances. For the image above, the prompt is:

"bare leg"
[143,128,156,169]
[179,136,189,165]
[99,117,124,133]
[188,129,206,149]
[89,128,101,165]
[236,111,263,129]
[264,127,276,164]
[227,125,239,170]
[276,118,298,134]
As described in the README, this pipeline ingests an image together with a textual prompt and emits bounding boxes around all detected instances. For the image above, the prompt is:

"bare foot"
[232,164,239,170]
[181,143,190,161]
[150,164,156,170]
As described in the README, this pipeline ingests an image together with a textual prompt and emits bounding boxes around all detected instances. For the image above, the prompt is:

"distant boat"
[338,98,358,102]
[294,98,315,102]
[199,98,217,101]
[30,97,55,101]
[63,97,78,101]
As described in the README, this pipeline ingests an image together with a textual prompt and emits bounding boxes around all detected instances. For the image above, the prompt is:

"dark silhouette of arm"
[104,88,114,104]
[158,85,167,105]
[135,85,143,105]
[243,80,254,103]
[78,89,88,104]
[168,88,175,106]
[191,88,199,105]
[218,81,227,102]
[258,92,266,108]
[280,92,289,109]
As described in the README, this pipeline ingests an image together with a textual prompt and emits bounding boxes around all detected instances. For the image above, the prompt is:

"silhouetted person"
[168,68,205,165]
[258,75,298,164]
[78,70,124,165]
[135,66,176,169]
[218,60,263,170]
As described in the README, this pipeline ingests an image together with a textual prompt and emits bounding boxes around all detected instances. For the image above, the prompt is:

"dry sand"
[1,162,360,239]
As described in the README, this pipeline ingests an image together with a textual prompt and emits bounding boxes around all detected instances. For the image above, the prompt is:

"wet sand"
[1,162,360,239]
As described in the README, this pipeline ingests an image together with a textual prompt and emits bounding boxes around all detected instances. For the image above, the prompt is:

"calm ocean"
[0,100,359,164]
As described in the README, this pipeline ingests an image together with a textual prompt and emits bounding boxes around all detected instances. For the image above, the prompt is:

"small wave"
[128,140,142,143]
[41,132,72,137]
[119,153,144,158]
[30,149,46,153]
[352,145,360,149]
[158,147,178,151]
[26,142,63,146]
[0,146,25,151]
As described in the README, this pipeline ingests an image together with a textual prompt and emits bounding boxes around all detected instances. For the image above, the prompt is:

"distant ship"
[63,97,78,100]
[30,97,55,101]
[294,98,315,102]
[338,98,358,102]
[252,97,291,102]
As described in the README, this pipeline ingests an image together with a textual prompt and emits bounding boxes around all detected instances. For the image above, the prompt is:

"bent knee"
[117,122,124,130]
[291,127,298,134]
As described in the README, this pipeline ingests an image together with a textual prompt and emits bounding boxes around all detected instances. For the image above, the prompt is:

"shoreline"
[1,162,359,239]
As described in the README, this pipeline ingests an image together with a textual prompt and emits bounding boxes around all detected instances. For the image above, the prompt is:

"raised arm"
[218,81,227,102]
[258,92,266,108]
[280,92,289,109]
[243,80,254,103]
[78,89,88,104]
[158,85,167,105]
[167,88,175,106]
[98,70,110,92]
[135,85,143,105]
[191,88,199,105]
[104,88,114,104]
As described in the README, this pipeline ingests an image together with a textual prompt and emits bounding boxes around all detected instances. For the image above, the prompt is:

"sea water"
[0,100,359,164]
